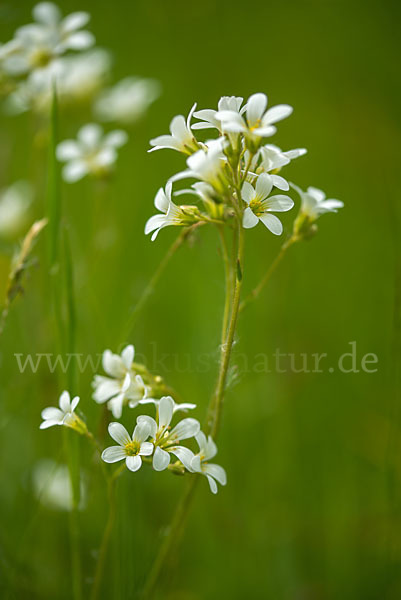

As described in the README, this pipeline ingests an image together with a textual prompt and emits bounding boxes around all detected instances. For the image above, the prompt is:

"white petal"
[263,195,294,212]
[158,396,174,429]
[41,407,64,421]
[102,350,125,378]
[170,418,200,441]
[241,181,255,204]
[125,455,142,472]
[107,393,125,419]
[56,141,81,161]
[259,213,283,235]
[271,174,289,191]
[145,214,167,235]
[136,415,158,439]
[65,31,95,50]
[169,446,195,471]
[262,104,293,126]
[307,186,326,202]
[59,391,71,412]
[63,161,88,183]
[203,463,227,486]
[95,147,117,167]
[153,446,170,471]
[104,130,128,148]
[132,420,151,443]
[40,419,60,429]
[101,446,126,463]
[139,441,154,456]
[33,2,61,25]
[62,12,90,32]
[206,474,218,494]
[246,93,267,127]
[70,396,80,412]
[170,115,188,140]
[204,436,218,461]
[243,207,259,229]
[195,431,207,453]
[154,187,169,213]
[78,123,102,149]
[92,378,121,403]
[319,199,344,210]
[255,173,273,199]
[108,422,130,446]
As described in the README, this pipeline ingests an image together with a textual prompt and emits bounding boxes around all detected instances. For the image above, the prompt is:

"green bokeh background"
[1,0,400,598]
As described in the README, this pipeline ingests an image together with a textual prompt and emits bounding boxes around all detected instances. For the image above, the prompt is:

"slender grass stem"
[90,464,125,600]
[141,476,199,600]
[239,236,297,314]
[119,226,197,344]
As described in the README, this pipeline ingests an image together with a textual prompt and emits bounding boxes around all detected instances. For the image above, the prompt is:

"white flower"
[92,345,148,419]
[144,182,196,241]
[291,184,344,221]
[40,390,86,433]
[242,173,294,235]
[246,144,307,191]
[95,77,160,124]
[4,2,95,75]
[32,459,86,511]
[189,431,227,494]
[216,92,293,148]
[56,123,128,182]
[139,395,197,414]
[0,181,32,238]
[101,422,154,473]
[137,396,200,471]
[170,138,228,193]
[192,95,244,131]
[149,103,198,154]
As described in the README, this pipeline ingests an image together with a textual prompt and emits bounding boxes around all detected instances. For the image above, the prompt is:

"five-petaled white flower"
[101,422,153,472]
[40,390,86,433]
[216,92,293,149]
[95,77,160,124]
[144,182,197,241]
[246,144,307,191]
[149,103,198,154]
[56,123,128,182]
[242,173,294,235]
[187,431,227,494]
[92,345,148,419]
[291,184,344,221]
[137,396,200,472]
[3,2,95,76]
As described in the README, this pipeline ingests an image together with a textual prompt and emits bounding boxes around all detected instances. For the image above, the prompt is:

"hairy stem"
[239,236,296,314]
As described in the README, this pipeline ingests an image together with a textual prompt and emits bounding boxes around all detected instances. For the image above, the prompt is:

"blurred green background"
[1,0,400,598]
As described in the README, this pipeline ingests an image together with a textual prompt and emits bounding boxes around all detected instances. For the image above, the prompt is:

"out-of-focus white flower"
[101,422,153,472]
[56,123,128,182]
[149,103,199,154]
[40,390,87,433]
[216,92,293,149]
[137,396,200,471]
[187,431,227,494]
[291,184,344,221]
[193,95,243,131]
[95,77,160,124]
[6,50,111,114]
[32,459,86,511]
[0,181,32,238]
[3,2,95,76]
[92,345,148,419]
[242,173,294,235]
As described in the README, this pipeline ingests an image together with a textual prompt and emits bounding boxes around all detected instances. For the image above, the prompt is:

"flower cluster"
[146,93,342,240]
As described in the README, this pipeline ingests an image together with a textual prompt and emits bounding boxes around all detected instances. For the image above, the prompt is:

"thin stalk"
[64,229,77,392]
[119,226,196,344]
[206,221,244,438]
[239,236,296,314]
[141,476,199,600]
[217,226,233,346]
[90,465,125,600]
[64,430,82,600]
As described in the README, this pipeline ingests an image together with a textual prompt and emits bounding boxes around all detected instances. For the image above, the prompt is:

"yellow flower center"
[125,441,140,456]
[249,198,264,217]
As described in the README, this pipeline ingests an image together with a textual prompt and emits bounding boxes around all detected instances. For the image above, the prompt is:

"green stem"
[239,236,297,314]
[90,465,124,600]
[141,476,199,599]
[217,226,233,346]
[64,431,82,600]
[206,221,244,438]
[119,226,195,344]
